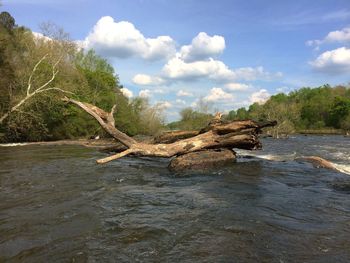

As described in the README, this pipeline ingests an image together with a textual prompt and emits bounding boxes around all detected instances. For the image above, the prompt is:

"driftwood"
[153,130,200,144]
[295,156,338,171]
[63,97,276,168]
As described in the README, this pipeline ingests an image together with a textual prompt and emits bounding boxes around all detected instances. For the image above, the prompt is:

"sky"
[2,0,350,121]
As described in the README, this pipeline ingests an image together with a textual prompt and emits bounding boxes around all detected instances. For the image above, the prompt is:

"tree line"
[169,84,350,137]
[0,11,164,142]
[227,85,350,137]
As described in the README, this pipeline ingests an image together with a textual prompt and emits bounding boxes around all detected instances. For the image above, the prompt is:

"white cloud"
[120,87,133,98]
[324,27,350,43]
[161,57,280,82]
[136,88,166,99]
[139,89,151,98]
[132,74,165,85]
[307,27,350,47]
[276,86,291,94]
[156,101,172,110]
[175,99,186,105]
[177,89,193,97]
[80,16,176,61]
[32,32,51,42]
[233,66,283,81]
[225,82,251,91]
[204,87,234,102]
[162,57,233,81]
[179,32,225,62]
[250,89,270,104]
[310,47,350,74]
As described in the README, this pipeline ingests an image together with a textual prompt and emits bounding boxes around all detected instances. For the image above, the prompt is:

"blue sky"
[3,0,350,121]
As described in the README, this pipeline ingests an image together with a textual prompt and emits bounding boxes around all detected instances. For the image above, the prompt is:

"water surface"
[0,135,350,262]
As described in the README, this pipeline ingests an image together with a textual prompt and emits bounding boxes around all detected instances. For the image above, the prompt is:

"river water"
[0,135,349,262]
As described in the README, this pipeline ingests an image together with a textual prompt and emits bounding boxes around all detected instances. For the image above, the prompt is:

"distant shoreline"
[0,139,117,148]
[296,129,344,135]
[0,132,348,147]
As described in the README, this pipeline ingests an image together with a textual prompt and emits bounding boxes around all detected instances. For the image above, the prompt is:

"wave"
[333,164,350,175]
[238,152,297,162]
[238,151,350,175]
[0,143,31,147]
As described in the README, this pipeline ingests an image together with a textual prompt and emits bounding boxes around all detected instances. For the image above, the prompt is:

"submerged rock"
[332,181,350,193]
[169,149,236,171]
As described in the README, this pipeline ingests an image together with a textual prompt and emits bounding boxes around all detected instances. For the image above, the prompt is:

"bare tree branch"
[107,104,117,127]
[27,54,48,96]
[36,57,61,93]
[36,87,74,95]
[97,149,134,164]
[0,56,72,124]
[62,97,137,148]
[110,104,117,115]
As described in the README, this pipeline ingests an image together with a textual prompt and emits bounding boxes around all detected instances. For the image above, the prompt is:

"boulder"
[169,149,236,171]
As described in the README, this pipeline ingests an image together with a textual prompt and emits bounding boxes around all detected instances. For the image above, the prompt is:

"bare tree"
[0,54,73,124]
[39,21,70,42]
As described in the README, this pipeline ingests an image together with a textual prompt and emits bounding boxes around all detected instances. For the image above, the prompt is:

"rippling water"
[0,135,350,262]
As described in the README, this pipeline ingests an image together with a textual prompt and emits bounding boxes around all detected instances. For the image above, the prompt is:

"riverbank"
[0,138,117,148]
[0,130,348,149]
[297,129,344,135]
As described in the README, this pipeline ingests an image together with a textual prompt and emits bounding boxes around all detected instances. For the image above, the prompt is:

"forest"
[1,10,349,143]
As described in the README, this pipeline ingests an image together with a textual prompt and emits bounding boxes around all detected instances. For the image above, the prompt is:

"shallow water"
[0,135,350,262]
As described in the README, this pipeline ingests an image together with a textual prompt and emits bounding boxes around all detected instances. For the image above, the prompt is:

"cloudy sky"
[3,0,350,120]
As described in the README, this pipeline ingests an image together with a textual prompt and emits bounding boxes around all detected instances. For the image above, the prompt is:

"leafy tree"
[340,114,350,135]
[226,110,237,120]
[223,84,350,137]
[236,107,249,120]
[168,107,212,130]
[328,97,350,128]
[0,11,15,31]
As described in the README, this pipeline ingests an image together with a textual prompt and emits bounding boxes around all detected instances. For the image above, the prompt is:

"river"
[0,135,349,262]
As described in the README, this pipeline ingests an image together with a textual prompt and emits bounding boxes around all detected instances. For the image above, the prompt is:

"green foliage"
[113,95,165,136]
[328,96,350,128]
[340,113,350,133]
[226,84,350,137]
[168,107,212,130]
[0,12,164,142]
[75,49,118,111]
[0,11,15,31]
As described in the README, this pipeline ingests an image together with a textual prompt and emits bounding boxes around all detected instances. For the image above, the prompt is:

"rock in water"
[169,149,236,171]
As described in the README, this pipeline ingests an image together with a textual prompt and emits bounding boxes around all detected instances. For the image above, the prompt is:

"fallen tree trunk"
[153,130,200,144]
[295,156,337,170]
[63,97,276,167]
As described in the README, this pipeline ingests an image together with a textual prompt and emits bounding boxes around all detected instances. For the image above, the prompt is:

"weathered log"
[63,97,276,165]
[169,149,236,171]
[62,97,136,148]
[295,156,337,170]
[153,130,199,144]
[100,142,127,153]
